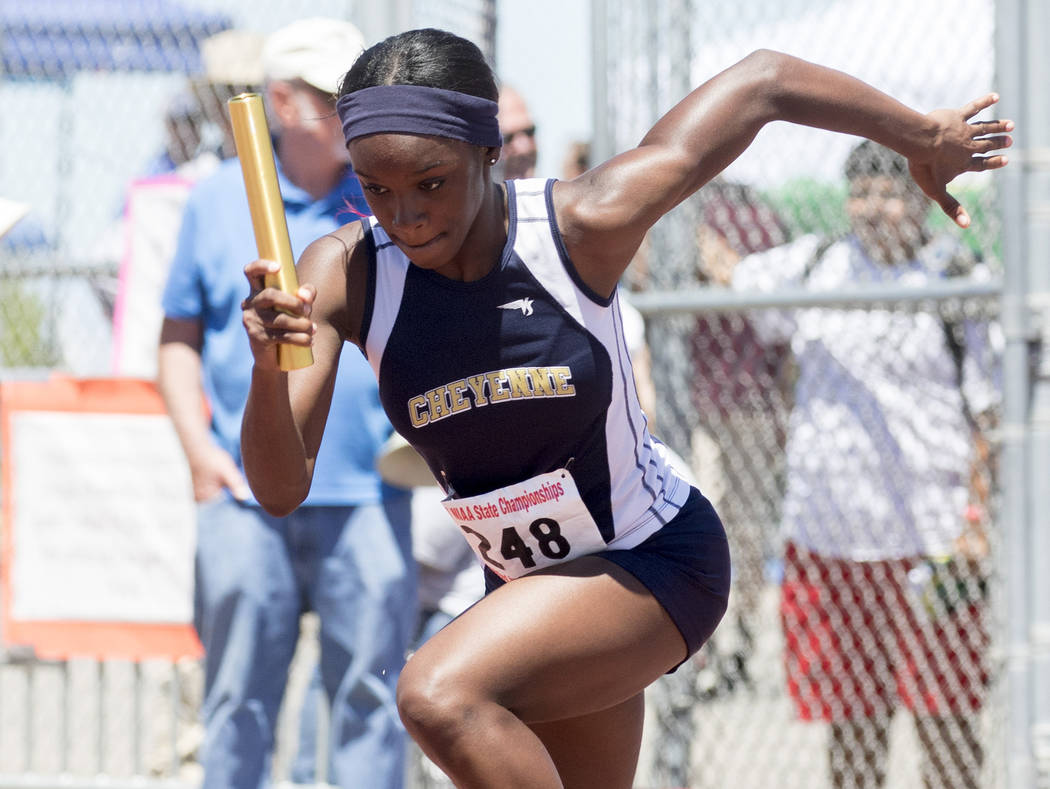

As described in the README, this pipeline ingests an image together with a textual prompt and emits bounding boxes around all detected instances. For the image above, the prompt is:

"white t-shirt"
[411,485,485,618]
[732,234,998,560]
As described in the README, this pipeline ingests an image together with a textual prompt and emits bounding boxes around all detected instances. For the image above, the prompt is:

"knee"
[395,656,480,749]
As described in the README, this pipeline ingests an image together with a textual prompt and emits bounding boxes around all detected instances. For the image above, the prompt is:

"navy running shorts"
[484,486,731,670]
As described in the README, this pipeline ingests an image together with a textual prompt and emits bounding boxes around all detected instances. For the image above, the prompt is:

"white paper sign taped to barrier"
[9,410,195,623]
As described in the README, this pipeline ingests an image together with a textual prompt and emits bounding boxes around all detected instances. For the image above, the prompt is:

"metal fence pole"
[132,662,142,777]
[23,667,33,772]
[97,661,105,775]
[170,662,180,777]
[590,0,612,165]
[998,0,1039,786]
[480,0,498,66]
[1016,0,1050,782]
[353,0,413,47]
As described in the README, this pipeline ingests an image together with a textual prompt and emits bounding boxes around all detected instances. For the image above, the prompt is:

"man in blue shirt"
[158,18,416,789]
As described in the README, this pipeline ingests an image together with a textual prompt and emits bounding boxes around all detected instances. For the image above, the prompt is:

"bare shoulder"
[550,163,655,298]
[298,219,372,347]
[300,220,366,272]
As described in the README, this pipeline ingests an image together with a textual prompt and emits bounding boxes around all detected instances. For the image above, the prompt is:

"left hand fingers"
[968,153,1010,172]
[969,119,1014,137]
[971,134,1012,154]
[911,162,969,228]
[960,92,1000,121]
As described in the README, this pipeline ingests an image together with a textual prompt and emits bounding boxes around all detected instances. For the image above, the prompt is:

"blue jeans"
[291,606,456,783]
[194,491,416,789]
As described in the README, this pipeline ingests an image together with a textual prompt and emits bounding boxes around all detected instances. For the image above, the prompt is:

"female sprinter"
[239,28,1011,789]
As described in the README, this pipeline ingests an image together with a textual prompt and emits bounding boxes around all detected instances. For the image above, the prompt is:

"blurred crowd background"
[0,1,1046,788]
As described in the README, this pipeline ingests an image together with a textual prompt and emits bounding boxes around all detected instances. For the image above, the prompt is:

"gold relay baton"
[228,93,313,370]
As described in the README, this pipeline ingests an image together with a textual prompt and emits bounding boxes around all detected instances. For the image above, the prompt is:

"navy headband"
[336,84,502,148]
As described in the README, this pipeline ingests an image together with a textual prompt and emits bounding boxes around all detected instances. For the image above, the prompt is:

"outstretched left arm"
[555,49,1012,297]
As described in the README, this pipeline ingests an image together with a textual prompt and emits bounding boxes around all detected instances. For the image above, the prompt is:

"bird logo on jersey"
[498,298,534,316]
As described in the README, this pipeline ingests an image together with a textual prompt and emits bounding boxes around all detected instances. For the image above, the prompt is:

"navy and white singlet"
[362,178,690,553]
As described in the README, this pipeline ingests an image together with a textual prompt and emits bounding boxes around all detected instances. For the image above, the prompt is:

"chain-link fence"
[0,2,494,787]
[592,0,1035,787]
[0,0,495,378]
[633,284,1003,789]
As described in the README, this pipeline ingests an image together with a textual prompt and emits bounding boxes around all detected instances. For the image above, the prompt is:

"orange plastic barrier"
[1,377,202,660]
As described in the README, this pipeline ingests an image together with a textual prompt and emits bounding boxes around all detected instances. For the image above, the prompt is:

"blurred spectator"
[109,28,265,377]
[561,139,591,180]
[293,431,485,787]
[496,84,537,179]
[400,469,485,648]
[0,198,29,241]
[637,182,788,788]
[404,486,484,789]
[0,197,48,369]
[142,91,207,177]
[0,197,48,252]
[689,179,792,690]
[729,141,996,789]
[158,17,416,789]
[410,485,487,644]
[190,28,268,161]
[367,439,486,649]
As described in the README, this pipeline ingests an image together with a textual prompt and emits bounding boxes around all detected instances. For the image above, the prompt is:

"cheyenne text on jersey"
[407,365,576,428]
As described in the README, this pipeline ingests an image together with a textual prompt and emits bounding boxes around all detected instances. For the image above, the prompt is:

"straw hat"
[376,432,438,488]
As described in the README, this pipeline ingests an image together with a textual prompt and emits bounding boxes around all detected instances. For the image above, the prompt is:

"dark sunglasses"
[505,125,537,143]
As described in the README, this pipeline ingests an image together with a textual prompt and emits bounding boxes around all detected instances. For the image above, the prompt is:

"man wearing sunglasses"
[497,84,538,179]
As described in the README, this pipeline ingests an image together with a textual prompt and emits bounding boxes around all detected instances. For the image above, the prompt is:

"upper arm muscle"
[555,51,776,296]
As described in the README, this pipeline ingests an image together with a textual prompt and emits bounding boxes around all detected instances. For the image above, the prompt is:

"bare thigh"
[529,693,645,789]
[404,555,687,724]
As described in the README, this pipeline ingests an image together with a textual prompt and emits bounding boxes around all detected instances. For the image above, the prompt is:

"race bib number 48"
[442,469,607,581]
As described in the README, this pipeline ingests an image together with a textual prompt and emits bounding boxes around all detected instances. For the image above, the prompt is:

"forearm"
[756,51,937,159]
[643,50,936,202]
[157,340,212,467]
[238,245,350,515]
[567,49,1007,293]
[241,365,314,515]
